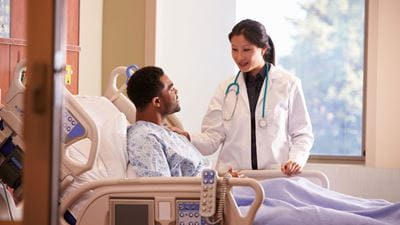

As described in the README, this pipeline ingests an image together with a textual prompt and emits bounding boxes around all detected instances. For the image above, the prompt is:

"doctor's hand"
[226,167,246,178]
[167,126,191,141]
[281,160,302,176]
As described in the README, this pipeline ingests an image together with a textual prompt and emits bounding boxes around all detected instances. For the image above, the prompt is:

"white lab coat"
[191,65,314,170]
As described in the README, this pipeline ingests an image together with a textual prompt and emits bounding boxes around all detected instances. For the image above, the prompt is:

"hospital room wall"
[78,0,146,95]
[101,0,146,93]
[154,0,236,136]
[364,0,400,169]
[78,0,103,96]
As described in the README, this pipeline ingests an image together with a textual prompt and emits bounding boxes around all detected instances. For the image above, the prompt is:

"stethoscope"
[222,63,269,128]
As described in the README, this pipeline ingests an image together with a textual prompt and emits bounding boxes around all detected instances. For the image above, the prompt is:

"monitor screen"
[111,199,154,225]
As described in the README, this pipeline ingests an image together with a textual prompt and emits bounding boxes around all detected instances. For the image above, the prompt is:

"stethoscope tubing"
[223,64,270,127]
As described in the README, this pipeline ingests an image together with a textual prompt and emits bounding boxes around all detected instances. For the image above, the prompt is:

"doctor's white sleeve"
[287,79,314,168]
[191,82,226,155]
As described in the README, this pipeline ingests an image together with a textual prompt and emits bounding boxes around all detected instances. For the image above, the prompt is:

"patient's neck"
[136,108,165,126]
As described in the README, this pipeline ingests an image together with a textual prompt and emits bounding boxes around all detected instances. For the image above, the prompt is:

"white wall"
[155,0,236,133]
[305,164,400,202]
[365,0,400,168]
[78,0,103,96]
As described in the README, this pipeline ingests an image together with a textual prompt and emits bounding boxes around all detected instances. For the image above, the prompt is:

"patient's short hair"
[127,66,165,111]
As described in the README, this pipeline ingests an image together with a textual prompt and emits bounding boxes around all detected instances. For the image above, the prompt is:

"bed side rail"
[59,177,264,225]
[239,169,330,189]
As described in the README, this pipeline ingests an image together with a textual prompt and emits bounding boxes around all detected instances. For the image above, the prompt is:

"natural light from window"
[236,0,365,156]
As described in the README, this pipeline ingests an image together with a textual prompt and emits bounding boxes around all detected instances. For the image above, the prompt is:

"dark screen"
[115,204,149,225]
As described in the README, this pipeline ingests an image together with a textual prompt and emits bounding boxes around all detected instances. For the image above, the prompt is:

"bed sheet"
[233,177,399,225]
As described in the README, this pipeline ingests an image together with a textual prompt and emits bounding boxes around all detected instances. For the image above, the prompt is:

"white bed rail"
[239,169,330,189]
[60,91,100,192]
[59,177,264,225]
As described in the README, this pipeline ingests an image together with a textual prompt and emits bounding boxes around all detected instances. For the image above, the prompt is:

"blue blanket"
[233,177,400,225]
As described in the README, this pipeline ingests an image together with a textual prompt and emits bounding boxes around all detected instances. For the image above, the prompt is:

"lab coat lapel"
[256,65,280,110]
[237,72,250,110]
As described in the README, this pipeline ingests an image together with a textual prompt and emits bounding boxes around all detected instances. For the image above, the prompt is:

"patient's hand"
[281,160,302,176]
[167,126,191,141]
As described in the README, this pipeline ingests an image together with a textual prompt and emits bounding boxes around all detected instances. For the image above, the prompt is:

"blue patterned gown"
[127,121,208,177]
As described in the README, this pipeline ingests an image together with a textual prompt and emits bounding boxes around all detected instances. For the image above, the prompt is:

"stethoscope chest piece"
[259,118,268,128]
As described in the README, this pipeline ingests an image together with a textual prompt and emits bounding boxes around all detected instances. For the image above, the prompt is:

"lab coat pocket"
[223,98,249,134]
[269,100,289,128]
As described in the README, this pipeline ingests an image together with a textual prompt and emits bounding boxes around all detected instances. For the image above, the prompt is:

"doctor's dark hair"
[127,66,164,111]
[228,19,275,65]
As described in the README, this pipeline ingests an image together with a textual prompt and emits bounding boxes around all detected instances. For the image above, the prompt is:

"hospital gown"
[127,120,208,177]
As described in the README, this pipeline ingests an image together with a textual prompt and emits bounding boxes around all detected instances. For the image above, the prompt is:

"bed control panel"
[199,169,217,217]
[63,109,86,144]
[176,200,210,225]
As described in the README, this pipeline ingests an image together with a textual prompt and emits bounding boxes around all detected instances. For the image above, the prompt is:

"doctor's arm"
[286,79,314,173]
[190,82,227,155]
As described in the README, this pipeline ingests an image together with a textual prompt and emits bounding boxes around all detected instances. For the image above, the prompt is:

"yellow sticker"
[65,64,73,85]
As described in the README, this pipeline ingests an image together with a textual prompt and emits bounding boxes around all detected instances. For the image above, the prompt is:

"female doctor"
[177,19,314,176]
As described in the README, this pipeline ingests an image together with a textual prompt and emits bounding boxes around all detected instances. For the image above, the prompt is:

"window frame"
[308,0,369,163]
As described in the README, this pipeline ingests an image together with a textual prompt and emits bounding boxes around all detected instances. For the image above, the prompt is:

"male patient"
[126,66,208,177]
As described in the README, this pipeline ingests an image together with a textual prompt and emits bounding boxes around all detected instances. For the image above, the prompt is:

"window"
[236,0,366,157]
[0,0,10,38]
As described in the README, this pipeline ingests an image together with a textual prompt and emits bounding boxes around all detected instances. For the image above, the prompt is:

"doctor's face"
[158,74,180,115]
[230,34,266,75]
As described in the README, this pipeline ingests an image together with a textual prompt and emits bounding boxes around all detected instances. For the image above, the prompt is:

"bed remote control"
[200,169,217,217]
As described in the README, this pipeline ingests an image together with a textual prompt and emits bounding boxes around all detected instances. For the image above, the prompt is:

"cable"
[205,173,231,225]
[1,182,14,221]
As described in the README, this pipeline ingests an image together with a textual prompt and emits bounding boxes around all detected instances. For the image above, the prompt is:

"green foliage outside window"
[280,0,365,156]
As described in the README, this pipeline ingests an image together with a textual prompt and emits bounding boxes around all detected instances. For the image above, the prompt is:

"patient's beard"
[172,104,181,114]
[161,103,180,116]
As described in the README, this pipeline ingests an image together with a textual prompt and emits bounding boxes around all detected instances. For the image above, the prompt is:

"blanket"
[233,177,400,225]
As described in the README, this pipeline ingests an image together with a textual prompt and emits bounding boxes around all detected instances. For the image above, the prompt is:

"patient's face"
[159,74,180,114]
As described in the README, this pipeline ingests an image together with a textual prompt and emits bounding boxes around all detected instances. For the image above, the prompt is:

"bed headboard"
[103,66,184,129]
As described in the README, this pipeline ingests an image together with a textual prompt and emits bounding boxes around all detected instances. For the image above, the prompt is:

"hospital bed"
[58,65,267,225]
[58,65,332,225]
[0,62,26,221]
[0,61,105,221]
[1,64,331,224]
[89,67,398,224]
[2,64,398,224]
